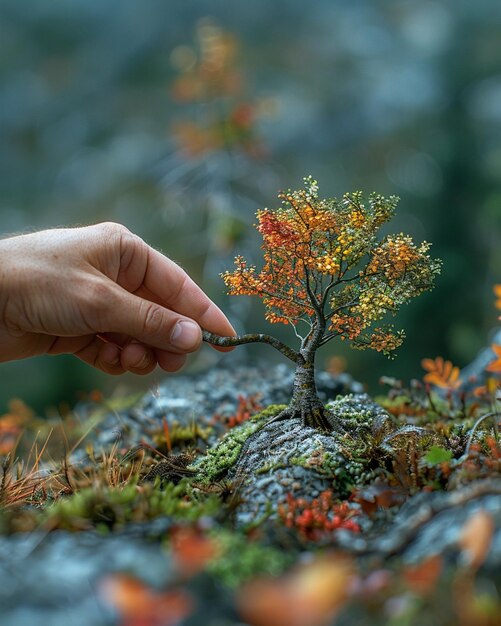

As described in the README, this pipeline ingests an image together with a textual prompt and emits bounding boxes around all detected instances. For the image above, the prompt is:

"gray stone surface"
[0,525,174,626]
[227,394,390,525]
[91,363,363,449]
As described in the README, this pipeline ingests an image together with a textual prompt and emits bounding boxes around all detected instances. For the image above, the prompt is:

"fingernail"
[170,321,201,351]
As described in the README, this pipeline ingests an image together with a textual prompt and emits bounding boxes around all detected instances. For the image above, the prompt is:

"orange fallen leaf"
[403,554,443,595]
[458,509,495,570]
[170,527,218,577]
[485,345,501,374]
[237,553,353,626]
[100,574,193,626]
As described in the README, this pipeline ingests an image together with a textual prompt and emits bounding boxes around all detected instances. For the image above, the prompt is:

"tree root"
[235,403,345,470]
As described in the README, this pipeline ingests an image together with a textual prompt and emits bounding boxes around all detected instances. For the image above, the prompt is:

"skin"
[0,222,235,375]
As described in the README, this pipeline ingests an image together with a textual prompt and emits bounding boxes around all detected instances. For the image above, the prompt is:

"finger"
[142,248,237,338]
[73,336,126,375]
[104,283,203,354]
[95,332,133,349]
[154,349,187,373]
[120,341,156,375]
[133,283,234,353]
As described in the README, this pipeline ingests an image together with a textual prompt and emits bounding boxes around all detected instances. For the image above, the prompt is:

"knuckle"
[97,222,138,253]
[99,221,130,238]
[101,363,125,375]
[141,302,169,338]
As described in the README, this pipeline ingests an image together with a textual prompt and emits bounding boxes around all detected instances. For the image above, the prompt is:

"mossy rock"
[193,394,396,526]
[190,404,286,483]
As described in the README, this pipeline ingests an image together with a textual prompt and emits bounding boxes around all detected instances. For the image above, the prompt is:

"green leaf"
[423,446,452,465]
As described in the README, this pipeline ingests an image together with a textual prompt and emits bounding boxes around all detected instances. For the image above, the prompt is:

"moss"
[159,422,213,447]
[42,479,221,531]
[255,461,288,475]
[290,454,310,468]
[327,394,389,431]
[206,528,293,587]
[192,405,286,483]
[251,404,288,421]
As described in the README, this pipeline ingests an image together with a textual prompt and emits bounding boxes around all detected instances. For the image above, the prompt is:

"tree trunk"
[201,329,339,432]
[289,357,334,431]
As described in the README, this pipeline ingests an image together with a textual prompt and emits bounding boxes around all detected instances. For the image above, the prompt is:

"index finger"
[144,247,236,340]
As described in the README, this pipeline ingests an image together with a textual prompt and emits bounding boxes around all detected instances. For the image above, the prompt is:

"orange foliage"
[494,284,501,316]
[403,555,443,595]
[237,553,354,626]
[352,484,406,517]
[485,344,501,374]
[0,399,33,455]
[325,355,347,376]
[472,377,499,399]
[170,20,265,159]
[170,20,241,103]
[100,575,193,626]
[421,356,462,390]
[222,178,440,357]
[458,510,495,571]
[212,393,263,429]
[170,526,218,577]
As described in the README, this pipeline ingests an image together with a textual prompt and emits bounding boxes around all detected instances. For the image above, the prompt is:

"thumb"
[104,286,202,353]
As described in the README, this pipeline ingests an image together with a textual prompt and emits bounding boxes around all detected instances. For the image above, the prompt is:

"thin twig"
[465,411,500,456]
[202,330,300,363]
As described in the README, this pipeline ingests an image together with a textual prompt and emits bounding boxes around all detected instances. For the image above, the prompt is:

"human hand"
[0,222,235,374]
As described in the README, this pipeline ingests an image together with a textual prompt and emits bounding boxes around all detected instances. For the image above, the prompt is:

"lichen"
[327,393,392,432]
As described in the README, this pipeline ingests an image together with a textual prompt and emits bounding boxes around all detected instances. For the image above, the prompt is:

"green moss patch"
[191,404,286,483]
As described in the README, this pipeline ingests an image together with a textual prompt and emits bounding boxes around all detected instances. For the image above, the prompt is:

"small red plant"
[226,394,263,428]
[278,490,360,541]
[458,436,501,484]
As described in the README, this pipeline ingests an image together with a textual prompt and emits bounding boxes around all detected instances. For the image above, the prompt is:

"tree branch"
[318,331,341,346]
[202,330,300,363]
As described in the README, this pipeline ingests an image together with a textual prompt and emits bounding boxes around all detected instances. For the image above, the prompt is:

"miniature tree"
[203,177,441,431]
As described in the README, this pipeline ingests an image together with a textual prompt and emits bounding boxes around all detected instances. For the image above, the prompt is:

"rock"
[221,394,389,525]
[84,363,363,450]
[0,526,174,626]
[0,365,500,625]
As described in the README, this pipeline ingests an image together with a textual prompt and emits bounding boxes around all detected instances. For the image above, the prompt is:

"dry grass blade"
[0,428,63,508]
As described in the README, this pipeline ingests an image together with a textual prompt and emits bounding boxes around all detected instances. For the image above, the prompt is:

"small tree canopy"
[222,176,441,357]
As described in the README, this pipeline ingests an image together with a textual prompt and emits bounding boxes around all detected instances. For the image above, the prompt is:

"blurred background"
[0,0,500,414]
